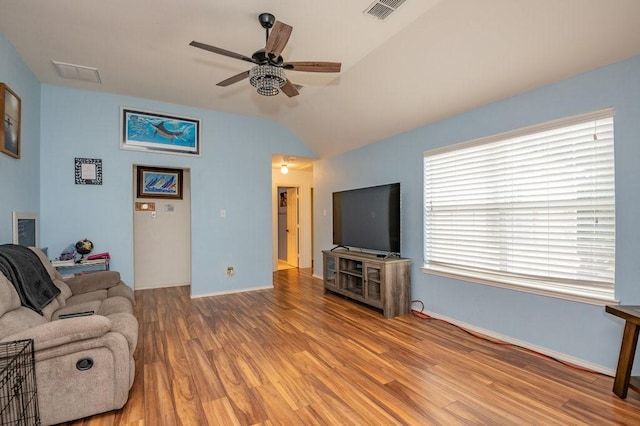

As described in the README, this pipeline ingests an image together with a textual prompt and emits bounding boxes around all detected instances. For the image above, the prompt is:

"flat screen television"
[332,183,400,254]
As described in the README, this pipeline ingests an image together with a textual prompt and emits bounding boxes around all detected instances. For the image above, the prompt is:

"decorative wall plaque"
[75,157,103,185]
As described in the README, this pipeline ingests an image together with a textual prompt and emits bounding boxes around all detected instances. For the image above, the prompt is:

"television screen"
[332,183,400,253]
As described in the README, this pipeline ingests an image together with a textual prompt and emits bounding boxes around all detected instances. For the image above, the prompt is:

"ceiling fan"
[189,13,341,98]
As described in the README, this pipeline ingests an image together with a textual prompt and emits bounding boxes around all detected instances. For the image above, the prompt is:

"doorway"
[271,158,313,272]
[277,186,299,270]
[132,165,192,290]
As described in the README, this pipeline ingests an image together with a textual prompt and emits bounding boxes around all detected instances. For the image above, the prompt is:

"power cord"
[410,300,604,375]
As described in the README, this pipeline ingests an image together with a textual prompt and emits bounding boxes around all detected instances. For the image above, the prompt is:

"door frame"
[285,187,299,267]
[272,178,312,271]
[132,164,192,291]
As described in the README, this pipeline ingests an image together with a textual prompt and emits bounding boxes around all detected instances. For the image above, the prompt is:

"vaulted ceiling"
[2,0,640,158]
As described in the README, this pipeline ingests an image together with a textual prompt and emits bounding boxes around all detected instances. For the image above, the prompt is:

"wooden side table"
[605,305,640,398]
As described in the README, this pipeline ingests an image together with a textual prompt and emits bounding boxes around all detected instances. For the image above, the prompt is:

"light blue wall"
[313,55,640,372]
[0,33,41,244]
[39,85,315,294]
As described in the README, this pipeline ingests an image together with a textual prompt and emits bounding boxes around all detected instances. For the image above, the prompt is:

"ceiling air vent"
[364,0,407,20]
[52,61,102,83]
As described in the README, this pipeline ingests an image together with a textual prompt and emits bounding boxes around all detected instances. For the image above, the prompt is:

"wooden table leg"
[613,321,640,398]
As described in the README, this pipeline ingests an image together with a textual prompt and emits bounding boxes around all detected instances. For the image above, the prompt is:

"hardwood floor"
[63,268,640,425]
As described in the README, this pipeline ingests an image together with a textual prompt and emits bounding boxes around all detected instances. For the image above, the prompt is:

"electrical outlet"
[226,266,234,276]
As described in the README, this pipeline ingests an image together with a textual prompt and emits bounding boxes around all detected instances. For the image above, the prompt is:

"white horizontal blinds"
[424,109,615,301]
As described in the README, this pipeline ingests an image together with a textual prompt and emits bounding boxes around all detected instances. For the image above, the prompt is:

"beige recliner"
[0,246,137,425]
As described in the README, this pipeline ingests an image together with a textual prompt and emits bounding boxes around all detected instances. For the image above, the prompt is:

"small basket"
[0,340,40,425]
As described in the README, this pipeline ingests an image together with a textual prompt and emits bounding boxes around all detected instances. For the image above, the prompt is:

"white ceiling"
[2,0,640,160]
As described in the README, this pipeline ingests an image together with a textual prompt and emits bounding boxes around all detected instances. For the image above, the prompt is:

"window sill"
[421,266,618,307]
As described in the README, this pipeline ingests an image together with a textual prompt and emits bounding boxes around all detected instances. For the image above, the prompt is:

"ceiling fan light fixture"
[249,65,286,96]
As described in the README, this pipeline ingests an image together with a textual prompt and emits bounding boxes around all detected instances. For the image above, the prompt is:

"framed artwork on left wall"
[75,157,103,185]
[1,83,21,159]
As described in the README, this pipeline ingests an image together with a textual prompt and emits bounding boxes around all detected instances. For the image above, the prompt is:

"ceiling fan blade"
[265,21,293,57]
[189,41,257,64]
[281,80,300,98]
[216,70,250,87]
[283,61,342,73]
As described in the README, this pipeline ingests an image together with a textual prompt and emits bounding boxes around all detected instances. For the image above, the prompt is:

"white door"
[286,187,298,267]
[133,167,191,289]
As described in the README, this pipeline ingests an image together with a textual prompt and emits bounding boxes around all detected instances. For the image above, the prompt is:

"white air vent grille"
[379,0,406,8]
[364,0,407,20]
[52,61,102,83]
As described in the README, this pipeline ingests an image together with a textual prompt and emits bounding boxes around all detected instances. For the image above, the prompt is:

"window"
[423,108,615,304]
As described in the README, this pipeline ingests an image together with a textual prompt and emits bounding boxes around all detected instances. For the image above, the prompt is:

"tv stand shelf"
[323,250,411,318]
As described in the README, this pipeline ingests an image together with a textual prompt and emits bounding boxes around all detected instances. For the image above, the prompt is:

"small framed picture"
[137,166,183,199]
[1,83,21,159]
[75,158,103,185]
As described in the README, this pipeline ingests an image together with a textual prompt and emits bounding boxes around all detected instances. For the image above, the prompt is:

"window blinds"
[423,108,615,302]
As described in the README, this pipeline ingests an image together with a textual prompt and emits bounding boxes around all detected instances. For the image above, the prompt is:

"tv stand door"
[364,263,382,306]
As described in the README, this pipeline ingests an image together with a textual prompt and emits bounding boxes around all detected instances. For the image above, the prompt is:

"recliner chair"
[0,246,137,425]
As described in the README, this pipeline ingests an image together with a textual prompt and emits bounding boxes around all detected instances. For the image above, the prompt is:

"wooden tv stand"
[322,250,411,318]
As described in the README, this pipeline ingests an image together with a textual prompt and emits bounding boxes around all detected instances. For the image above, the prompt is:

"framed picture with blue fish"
[137,166,183,199]
[121,107,200,156]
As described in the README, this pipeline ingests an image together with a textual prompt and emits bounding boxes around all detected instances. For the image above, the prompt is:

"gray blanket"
[0,244,60,315]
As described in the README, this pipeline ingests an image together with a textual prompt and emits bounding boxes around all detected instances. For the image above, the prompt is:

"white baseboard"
[422,309,614,376]
[191,285,272,299]
[312,273,322,280]
[135,282,190,290]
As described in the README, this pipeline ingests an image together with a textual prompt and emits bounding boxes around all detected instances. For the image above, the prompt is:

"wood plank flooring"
[62,268,640,425]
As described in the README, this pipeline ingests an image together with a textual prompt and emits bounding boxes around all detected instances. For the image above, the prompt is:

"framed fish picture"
[121,107,200,156]
[137,166,183,199]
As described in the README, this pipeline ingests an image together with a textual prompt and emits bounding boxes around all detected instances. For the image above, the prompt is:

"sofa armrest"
[1,315,112,351]
[66,271,122,294]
